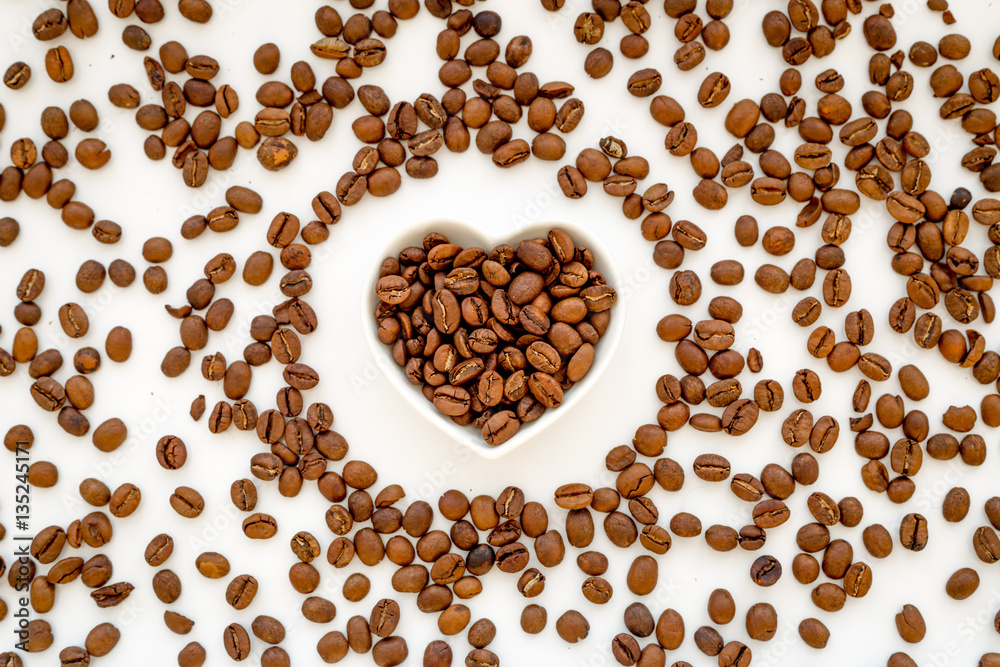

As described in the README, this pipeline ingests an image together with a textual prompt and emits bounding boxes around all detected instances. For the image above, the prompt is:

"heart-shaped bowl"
[361,219,626,460]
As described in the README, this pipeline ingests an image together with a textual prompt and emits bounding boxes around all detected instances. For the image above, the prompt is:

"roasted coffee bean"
[895,604,926,644]
[792,552,821,585]
[985,497,1000,531]
[91,581,135,608]
[899,513,928,551]
[753,499,789,529]
[740,526,766,551]
[109,483,141,518]
[221,622,251,661]
[945,567,980,600]
[580,575,613,604]
[556,610,590,643]
[4,62,31,89]
[808,582,847,614]
[794,617,831,650]
[973,526,1000,563]
[744,602,778,642]
[750,555,782,586]
[81,622,121,658]
[170,486,205,518]
[692,454,730,482]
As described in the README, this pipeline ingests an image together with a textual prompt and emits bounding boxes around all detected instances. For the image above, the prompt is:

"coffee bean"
[4,62,31,89]
[740,525,765,552]
[664,121,698,156]
[693,179,728,209]
[894,604,926,644]
[243,512,277,539]
[809,582,847,613]
[85,623,120,657]
[109,483,141,517]
[751,177,788,206]
[143,533,173,567]
[91,581,135,608]
[707,588,736,625]
[170,486,205,518]
[798,618,830,649]
[986,497,1000,531]
[624,67,661,97]
[718,641,751,667]
[152,568,181,604]
[611,634,641,665]
[973,526,1000,563]
[729,473,763,502]
[655,316,693,346]
[693,453,730,481]
[745,602,777,641]
[75,552,110,587]
[556,610,589,643]
[753,499,789,528]
[899,513,928,551]
[258,137,298,171]
[946,567,980,600]
[750,555,782,585]
[694,625,724,656]
[792,554,819,584]
[223,623,251,661]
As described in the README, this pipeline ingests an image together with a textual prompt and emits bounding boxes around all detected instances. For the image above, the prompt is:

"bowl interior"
[361,219,625,459]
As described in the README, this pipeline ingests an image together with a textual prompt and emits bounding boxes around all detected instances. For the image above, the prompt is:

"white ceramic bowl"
[362,220,625,459]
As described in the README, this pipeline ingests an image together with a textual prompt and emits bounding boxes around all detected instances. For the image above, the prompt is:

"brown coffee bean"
[578,575,612,604]
[798,618,830,649]
[974,526,1000,563]
[752,499,789,529]
[4,61,31,89]
[506,604,546,638]
[745,602,777,642]
[672,129,706,165]
[257,137,298,171]
[171,486,204,518]
[946,567,980,600]
[983,497,1000,531]
[686,452,728,483]
[792,553,820,585]
[894,604,926,644]
[108,483,141,518]
[899,513,929,552]
[556,610,590,643]
[810,582,846,612]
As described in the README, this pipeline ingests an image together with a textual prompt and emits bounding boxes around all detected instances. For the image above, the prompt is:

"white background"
[1,0,1000,664]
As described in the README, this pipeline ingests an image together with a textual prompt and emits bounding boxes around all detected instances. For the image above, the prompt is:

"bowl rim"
[361,218,626,460]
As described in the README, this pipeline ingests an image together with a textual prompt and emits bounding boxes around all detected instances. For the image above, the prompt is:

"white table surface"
[2,0,1000,664]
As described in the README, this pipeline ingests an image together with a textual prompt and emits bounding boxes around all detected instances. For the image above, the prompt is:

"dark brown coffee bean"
[749,554,782,586]
[899,513,928,551]
[4,61,32,89]
[90,581,135,609]
[973,526,1000,563]
[739,525,765,550]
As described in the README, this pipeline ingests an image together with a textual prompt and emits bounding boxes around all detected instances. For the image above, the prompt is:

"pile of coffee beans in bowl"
[373,229,616,445]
